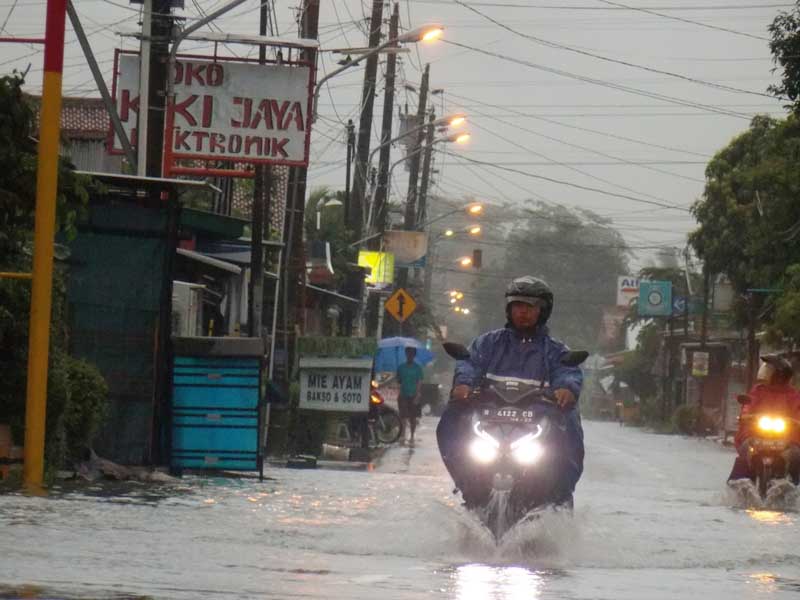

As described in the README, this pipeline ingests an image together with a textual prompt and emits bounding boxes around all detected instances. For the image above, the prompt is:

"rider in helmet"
[436,276,585,505]
[728,355,800,484]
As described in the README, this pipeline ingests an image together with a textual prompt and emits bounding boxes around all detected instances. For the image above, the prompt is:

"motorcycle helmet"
[758,355,794,384]
[505,276,554,325]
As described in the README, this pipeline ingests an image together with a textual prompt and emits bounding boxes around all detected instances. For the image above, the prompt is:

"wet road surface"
[2,418,799,599]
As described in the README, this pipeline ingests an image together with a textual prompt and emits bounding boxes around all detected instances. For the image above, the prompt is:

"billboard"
[112,52,313,173]
[298,358,372,414]
[384,230,427,268]
[638,280,673,317]
[616,276,639,307]
[357,251,395,286]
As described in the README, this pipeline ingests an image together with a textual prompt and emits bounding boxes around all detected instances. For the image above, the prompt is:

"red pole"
[0,37,46,44]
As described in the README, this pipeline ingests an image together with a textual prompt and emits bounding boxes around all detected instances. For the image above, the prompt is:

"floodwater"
[1,419,799,599]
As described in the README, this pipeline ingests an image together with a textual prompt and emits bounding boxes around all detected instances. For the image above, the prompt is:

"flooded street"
[2,418,800,599]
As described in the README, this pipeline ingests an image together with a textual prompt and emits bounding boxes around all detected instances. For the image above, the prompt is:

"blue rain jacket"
[453,325,583,398]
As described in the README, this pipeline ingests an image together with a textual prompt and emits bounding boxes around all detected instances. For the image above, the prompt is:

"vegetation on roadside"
[0,72,108,476]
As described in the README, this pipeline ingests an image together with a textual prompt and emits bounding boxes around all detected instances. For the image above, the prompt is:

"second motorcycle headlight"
[510,435,544,465]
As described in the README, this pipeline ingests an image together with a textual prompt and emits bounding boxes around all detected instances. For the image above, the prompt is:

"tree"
[614,321,660,400]
[769,3,800,114]
[468,202,630,351]
[0,73,107,475]
[689,114,800,339]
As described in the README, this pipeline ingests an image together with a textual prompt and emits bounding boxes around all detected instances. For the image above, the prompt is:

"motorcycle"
[737,393,800,499]
[347,385,403,446]
[442,342,588,540]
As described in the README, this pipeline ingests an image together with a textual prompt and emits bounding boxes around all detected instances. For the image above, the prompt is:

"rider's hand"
[451,384,472,401]
[554,388,576,409]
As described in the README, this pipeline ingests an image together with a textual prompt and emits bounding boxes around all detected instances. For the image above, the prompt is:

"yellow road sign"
[385,288,417,323]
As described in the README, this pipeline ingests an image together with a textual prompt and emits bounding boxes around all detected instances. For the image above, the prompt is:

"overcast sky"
[1,0,789,271]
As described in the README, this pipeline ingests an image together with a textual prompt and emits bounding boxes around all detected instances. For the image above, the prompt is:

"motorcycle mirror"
[560,350,589,367]
[737,394,752,405]
[443,342,471,360]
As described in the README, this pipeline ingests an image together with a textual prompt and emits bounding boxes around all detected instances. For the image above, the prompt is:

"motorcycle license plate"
[481,407,536,424]
[753,438,787,451]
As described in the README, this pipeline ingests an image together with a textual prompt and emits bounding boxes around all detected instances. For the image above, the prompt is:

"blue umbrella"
[374,336,434,373]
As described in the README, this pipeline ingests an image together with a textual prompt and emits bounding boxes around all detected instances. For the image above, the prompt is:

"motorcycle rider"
[436,276,584,506]
[728,355,800,484]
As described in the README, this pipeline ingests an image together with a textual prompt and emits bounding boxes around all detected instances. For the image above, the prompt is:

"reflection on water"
[454,564,544,600]
[749,572,778,593]
[746,509,793,525]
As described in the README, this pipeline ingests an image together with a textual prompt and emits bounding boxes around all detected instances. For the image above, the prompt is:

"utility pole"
[696,267,711,435]
[348,0,385,235]
[403,64,429,230]
[395,64,430,315]
[416,110,436,227]
[345,119,355,226]
[746,292,758,389]
[278,0,320,385]
[145,0,173,176]
[136,0,152,176]
[249,0,272,337]
[372,3,399,241]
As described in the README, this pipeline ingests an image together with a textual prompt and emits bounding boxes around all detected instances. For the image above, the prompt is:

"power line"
[451,0,776,99]
[0,0,17,33]
[436,159,706,165]
[443,151,692,212]
[406,1,792,9]
[446,94,706,183]
[443,40,753,119]
[596,0,770,41]
[447,91,713,159]
[467,119,693,206]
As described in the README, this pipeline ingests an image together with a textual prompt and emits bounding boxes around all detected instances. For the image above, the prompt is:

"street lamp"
[312,23,445,122]
[459,256,473,267]
[366,131,472,233]
[366,113,467,167]
[315,196,343,230]
[416,201,485,231]
[435,224,481,242]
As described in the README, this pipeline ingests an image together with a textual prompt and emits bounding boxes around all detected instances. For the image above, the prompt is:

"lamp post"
[368,132,471,234]
[311,24,444,122]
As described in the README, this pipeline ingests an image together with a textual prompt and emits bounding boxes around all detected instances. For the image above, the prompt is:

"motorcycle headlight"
[510,434,544,465]
[470,438,499,464]
[758,416,787,433]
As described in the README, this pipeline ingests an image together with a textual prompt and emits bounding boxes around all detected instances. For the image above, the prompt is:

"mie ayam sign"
[298,357,372,414]
[113,52,313,168]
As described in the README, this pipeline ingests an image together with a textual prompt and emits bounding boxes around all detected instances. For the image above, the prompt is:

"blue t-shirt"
[397,361,424,398]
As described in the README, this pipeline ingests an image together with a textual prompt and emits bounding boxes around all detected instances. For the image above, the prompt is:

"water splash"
[721,479,800,511]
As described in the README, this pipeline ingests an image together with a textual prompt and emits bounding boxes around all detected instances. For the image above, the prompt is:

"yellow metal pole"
[23,0,67,488]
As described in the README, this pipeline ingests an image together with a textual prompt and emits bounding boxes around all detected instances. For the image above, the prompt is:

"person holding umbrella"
[397,346,425,444]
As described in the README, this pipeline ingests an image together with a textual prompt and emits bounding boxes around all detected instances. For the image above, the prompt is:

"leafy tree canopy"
[0,72,105,474]
[689,114,800,340]
[769,3,800,114]
[467,202,630,351]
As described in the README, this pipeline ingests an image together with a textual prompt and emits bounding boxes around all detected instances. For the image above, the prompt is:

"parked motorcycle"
[347,385,403,446]
[737,393,800,499]
[442,342,588,540]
